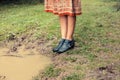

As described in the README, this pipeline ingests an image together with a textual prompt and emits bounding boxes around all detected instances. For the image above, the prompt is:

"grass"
[62,73,84,80]
[41,65,61,78]
[0,0,120,80]
[63,56,77,62]
[0,3,57,40]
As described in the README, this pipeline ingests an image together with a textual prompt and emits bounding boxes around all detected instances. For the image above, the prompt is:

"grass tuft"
[41,65,61,77]
[62,73,84,80]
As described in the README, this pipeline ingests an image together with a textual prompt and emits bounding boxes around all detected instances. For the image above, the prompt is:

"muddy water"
[0,47,52,80]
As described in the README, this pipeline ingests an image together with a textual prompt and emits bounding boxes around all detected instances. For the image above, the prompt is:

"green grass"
[63,56,77,62]
[62,73,84,80]
[0,0,120,80]
[41,65,61,77]
[33,65,61,80]
[0,4,57,40]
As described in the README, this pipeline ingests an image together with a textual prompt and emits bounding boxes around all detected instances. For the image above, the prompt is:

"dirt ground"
[0,33,52,80]
[0,32,120,80]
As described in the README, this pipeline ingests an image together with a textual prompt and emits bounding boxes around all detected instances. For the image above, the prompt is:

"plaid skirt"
[44,0,82,16]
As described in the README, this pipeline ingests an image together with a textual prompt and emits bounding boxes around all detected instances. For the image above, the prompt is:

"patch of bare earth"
[86,62,120,80]
[0,33,89,80]
[0,31,120,80]
[0,33,53,80]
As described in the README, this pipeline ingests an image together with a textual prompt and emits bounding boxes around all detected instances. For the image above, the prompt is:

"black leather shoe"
[57,39,75,53]
[52,39,65,52]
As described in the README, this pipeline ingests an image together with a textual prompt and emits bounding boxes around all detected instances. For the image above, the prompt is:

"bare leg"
[66,16,76,40]
[53,15,76,53]
[59,15,68,39]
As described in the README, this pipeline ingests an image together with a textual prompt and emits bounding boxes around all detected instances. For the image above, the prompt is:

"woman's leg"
[66,16,76,40]
[59,15,68,39]
[52,15,68,52]
[59,15,76,40]
[56,16,76,53]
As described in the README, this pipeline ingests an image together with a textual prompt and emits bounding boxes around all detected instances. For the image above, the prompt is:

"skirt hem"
[45,10,82,16]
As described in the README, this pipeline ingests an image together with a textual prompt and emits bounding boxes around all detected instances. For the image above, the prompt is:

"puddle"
[0,47,52,80]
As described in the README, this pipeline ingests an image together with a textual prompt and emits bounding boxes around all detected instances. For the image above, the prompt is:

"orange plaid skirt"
[44,0,82,16]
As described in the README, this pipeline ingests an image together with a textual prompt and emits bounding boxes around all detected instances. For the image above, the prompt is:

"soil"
[0,32,120,80]
[0,33,52,80]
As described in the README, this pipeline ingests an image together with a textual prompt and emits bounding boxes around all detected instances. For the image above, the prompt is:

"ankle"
[61,37,66,39]
[65,38,73,41]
